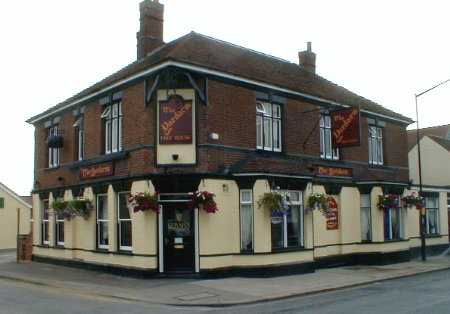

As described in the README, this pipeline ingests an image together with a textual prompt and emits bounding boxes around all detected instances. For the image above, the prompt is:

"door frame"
[158,193,199,273]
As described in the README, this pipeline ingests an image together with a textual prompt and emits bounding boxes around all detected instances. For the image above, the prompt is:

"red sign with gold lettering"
[326,197,339,230]
[159,94,193,144]
[80,163,113,180]
[331,108,361,147]
[316,166,353,177]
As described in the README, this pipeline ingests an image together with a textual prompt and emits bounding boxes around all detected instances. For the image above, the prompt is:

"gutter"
[26,60,414,125]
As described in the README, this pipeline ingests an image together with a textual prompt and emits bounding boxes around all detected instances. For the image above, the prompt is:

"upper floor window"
[101,102,123,154]
[73,116,84,161]
[369,125,383,165]
[0,197,4,209]
[48,125,60,168]
[256,102,282,152]
[320,114,339,160]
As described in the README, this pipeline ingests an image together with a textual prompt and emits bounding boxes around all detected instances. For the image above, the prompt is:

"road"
[0,269,449,314]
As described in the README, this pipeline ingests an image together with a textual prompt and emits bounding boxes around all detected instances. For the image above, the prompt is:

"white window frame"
[42,200,50,245]
[384,197,403,240]
[425,196,440,235]
[369,125,384,165]
[360,194,372,241]
[320,114,339,160]
[117,192,132,251]
[73,117,84,161]
[96,194,109,250]
[256,101,282,152]
[271,190,304,249]
[240,189,254,252]
[55,211,64,246]
[48,125,60,168]
[102,102,123,155]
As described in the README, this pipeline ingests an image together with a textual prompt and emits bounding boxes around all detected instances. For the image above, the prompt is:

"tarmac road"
[1,268,450,313]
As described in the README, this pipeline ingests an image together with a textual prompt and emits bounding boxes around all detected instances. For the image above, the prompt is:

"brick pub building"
[27,0,449,276]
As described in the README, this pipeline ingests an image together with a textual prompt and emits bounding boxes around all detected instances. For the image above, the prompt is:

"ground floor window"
[360,194,372,241]
[271,190,303,250]
[42,200,49,245]
[96,194,109,249]
[240,190,253,252]
[425,196,439,235]
[384,201,403,240]
[118,192,132,251]
[55,212,64,246]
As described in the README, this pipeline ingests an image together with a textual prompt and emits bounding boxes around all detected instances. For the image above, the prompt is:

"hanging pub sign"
[80,163,114,180]
[331,108,361,148]
[326,197,339,230]
[159,94,193,144]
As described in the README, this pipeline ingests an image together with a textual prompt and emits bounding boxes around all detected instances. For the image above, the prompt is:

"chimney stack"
[298,42,316,74]
[137,0,164,60]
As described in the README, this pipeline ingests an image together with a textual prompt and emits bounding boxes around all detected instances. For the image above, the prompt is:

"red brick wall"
[33,78,410,190]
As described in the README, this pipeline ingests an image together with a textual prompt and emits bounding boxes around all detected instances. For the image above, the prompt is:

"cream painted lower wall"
[31,179,450,272]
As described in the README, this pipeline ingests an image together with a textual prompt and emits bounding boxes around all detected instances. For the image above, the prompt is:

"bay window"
[42,200,49,245]
[256,102,282,152]
[320,114,339,160]
[102,102,123,154]
[425,196,439,235]
[96,194,109,249]
[240,190,253,252]
[360,194,372,241]
[48,125,60,168]
[271,190,303,250]
[118,192,132,251]
[369,125,383,165]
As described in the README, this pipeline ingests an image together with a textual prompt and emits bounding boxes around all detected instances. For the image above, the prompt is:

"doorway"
[162,203,195,272]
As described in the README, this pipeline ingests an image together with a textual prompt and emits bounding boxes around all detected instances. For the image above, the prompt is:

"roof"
[407,124,450,151]
[428,135,450,153]
[27,32,413,124]
[0,182,32,209]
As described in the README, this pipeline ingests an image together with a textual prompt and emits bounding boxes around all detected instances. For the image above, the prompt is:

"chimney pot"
[137,0,165,59]
[298,42,316,74]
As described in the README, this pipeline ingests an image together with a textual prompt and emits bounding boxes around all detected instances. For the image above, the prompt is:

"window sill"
[117,250,133,256]
[255,149,283,155]
[383,239,408,243]
[425,234,442,238]
[271,246,306,253]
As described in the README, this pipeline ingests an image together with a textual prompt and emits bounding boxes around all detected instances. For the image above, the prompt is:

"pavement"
[1,252,450,307]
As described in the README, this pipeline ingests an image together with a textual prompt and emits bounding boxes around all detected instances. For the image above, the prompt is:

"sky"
[0,0,449,195]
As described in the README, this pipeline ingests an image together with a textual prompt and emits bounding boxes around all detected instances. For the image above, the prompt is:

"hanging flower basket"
[52,198,93,220]
[377,194,400,211]
[52,199,71,220]
[128,192,159,213]
[190,191,219,213]
[307,193,330,216]
[68,199,93,219]
[402,193,424,210]
[257,192,289,216]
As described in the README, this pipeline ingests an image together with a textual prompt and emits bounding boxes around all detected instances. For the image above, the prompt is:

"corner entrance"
[162,202,195,273]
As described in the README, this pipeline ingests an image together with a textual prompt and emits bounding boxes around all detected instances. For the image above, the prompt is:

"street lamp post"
[415,78,450,262]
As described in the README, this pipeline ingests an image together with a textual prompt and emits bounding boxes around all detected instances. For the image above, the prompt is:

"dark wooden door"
[163,203,195,272]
